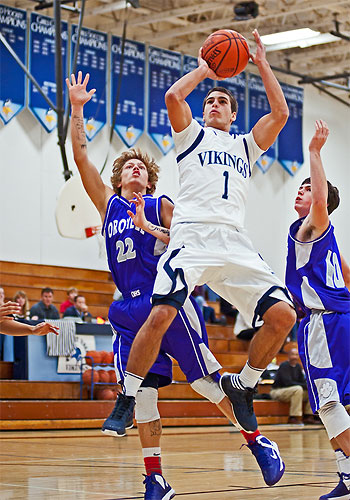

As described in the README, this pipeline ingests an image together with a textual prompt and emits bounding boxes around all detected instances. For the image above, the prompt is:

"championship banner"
[28,13,68,132]
[71,26,107,141]
[248,74,277,173]
[278,83,304,176]
[182,55,214,127]
[148,46,182,155]
[220,72,247,135]
[0,5,27,124]
[111,36,145,147]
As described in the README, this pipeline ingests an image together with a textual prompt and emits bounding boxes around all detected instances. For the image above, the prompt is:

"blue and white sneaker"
[143,473,175,500]
[219,373,258,432]
[319,474,350,499]
[247,435,285,486]
[101,393,135,437]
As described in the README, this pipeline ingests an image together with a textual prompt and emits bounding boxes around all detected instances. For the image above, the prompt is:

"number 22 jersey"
[102,194,169,297]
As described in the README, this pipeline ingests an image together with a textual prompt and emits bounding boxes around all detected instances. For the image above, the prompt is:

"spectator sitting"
[270,348,316,425]
[14,290,30,320]
[60,287,78,316]
[63,295,92,322]
[233,311,258,341]
[191,286,223,324]
[220,297,238,325]
[30,287,60,320]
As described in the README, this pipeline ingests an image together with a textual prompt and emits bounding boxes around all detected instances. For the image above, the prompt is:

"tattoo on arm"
[72,115,87,149]
[147,223,170,236]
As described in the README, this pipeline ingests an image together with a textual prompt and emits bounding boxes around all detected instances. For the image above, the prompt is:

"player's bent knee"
[265,302,296,333]
[148,304,177,330]
[135,386,160,423]
[191,375,225,404]
[318,401,350,440]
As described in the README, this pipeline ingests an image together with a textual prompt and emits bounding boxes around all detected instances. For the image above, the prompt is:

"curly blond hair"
[111,149,159,195]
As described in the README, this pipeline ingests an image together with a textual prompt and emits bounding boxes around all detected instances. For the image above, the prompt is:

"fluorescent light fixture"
[261,29,339,52]
[261,28,319,45]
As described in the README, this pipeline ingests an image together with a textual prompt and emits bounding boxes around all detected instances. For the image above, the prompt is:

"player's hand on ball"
[198,47,225,81]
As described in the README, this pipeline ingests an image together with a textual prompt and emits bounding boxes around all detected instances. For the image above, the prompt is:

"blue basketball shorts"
[298,310,350,413]
[108,292,222,388]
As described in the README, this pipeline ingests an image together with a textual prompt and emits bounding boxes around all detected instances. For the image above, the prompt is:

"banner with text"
[220,72,247,135]
[28,13,68,132]
[148,46,181,155]
[0,5,27,124]
[248,74,277,173]
[71,26,107,141]
[111,36,145,147]
[278,83,304,176]
[182,55,213,127]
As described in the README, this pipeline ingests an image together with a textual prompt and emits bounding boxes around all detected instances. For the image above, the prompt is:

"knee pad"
[135,386,160,424]
[318,401,350,440]
[191,375,225,404]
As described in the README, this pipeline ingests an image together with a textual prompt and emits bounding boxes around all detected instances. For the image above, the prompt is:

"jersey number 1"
[222,171,229,200]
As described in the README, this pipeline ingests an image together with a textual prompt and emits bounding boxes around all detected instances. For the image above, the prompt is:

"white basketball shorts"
[152,222,293,328]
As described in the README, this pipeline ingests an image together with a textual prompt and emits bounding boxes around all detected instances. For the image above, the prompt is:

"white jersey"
[171,119,265,229]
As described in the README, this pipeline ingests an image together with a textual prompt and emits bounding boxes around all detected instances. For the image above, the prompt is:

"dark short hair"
[302,177,340,215]
[203,87,238,113]
[41,287,54,295]
[74,295,85,303]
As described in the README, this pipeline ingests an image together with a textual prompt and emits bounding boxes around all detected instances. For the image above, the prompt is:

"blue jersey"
[286,218,350,315]
[102,194,169,297]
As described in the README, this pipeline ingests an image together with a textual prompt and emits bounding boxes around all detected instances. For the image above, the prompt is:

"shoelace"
[110,395,134,419]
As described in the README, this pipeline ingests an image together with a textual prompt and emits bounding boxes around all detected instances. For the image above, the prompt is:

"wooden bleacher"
[0,261,293,430]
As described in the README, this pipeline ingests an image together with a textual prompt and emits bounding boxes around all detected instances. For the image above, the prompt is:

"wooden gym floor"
[0,424,337,499]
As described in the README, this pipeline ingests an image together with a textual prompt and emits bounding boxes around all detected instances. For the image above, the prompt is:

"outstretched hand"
[65,71,96,106]
[32,322,59,336]
[309,120,329,152]
[197,47,226,81]
[0,301,21,321]
[249,29,267,66]
[128,192,148,230]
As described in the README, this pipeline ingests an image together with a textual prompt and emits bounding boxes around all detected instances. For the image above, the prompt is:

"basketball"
[109,370,117,383]
[98,369,110,383]
[202,29,249,78]
[102,351,114,365]
[98,388,117,400]
[82,369,99,385]
[85,350,95,366]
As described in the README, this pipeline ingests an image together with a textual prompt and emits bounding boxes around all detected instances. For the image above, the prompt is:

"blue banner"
[220,72,247,135]
[0,5,26,124]
[182,55,213,127]
[28,13,68,132]
[111,36,145,147]
[278,83,304,176]
[248,74,277,173]
[148,46,182,155]
[71,26,107,141]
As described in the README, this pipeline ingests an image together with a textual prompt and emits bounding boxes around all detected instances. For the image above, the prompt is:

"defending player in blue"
[66,71,285,498]
[285,120,350,500]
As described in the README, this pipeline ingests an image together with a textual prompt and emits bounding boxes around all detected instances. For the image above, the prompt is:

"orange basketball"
[102,351,114,365]
[85,350,95,366]
[98,388,117,400]
[98,369,110,383]
[109,370,117,383]
[82,369,99,385]
[92,351,103,365]
[202,29,249,78]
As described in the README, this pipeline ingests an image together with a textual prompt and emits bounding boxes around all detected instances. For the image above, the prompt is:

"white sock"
[335,448,350,488]
[124,371,144,397]
[142,447,161,458]
[239,362,264,389]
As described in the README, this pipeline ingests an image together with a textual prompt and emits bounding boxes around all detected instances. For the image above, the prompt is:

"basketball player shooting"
[111,27,296,448]
[285,120,350,500]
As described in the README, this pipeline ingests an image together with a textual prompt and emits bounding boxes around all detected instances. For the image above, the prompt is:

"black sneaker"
[219,373,258,432]
[101,393,135,437]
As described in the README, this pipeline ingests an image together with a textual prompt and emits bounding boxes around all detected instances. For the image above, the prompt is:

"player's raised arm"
[250,29,289,151]
[307,120,330,231]
[165,49,219,133]
[66,71,113,219]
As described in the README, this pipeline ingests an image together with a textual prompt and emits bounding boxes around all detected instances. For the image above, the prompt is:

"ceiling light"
[261,28,320,45]
[264,32,339,52]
